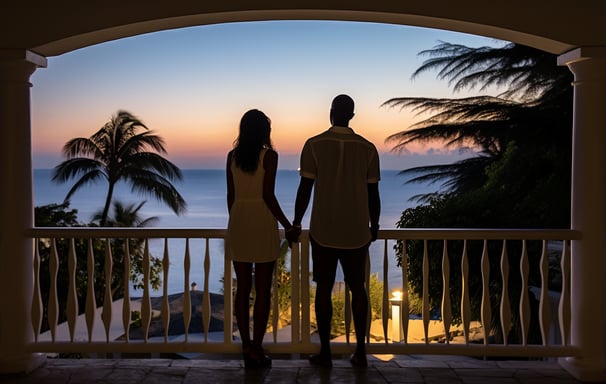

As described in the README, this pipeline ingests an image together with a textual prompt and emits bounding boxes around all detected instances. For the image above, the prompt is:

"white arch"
[32,11,572,57]
[1,2,606,380]
[1,3,605,57]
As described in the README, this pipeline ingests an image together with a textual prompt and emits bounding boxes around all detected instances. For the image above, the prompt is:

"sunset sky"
[30,20,507,170]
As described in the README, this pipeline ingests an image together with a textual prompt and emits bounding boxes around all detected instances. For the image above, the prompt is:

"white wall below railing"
[26,228,581,359]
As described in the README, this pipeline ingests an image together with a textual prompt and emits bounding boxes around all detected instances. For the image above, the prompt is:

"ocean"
[33,169,438,295]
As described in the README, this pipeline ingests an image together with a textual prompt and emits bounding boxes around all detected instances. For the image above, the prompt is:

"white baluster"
[422,240,429,344]
[294,238,304,345]
[31,239,43,342]
[102,239,113,342]
[223,239,233,345]
[480,240,492,346]
[183,238,191,341]
[122,239,131,342]
[141,239,152,342]
[67,238,78,342]
[519,240,530,346]
[203,238,211,341]
[85,238,96,342]
[162,239,170,343]
[401,240,409,344]
[48,239,59,342]
[442,239,451,344]
[344,282,352,345]
[382,239,389,343]
[31,239,42,342]
[500,240,511,345]
[539,240,551,346]
[559,240,571,345]
[461,240,470,345]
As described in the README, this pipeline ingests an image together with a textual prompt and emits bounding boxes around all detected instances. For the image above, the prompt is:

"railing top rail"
[26,227,581,240]
[379,228,581,240]
[27,227,228,238]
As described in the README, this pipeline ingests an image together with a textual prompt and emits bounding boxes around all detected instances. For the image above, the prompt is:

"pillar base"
[559,357,606,382]
[0,353,46,374]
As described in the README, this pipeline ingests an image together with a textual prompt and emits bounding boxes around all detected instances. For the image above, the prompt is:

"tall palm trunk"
[100,182,116,226]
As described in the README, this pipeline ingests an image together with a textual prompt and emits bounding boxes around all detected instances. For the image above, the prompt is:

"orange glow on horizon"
[33,105,457,169]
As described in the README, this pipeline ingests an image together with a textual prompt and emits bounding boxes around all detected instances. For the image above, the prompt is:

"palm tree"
[383,42,572,200]
[386,42,573,344]
[92,200,159,228]
[52,110,186,226]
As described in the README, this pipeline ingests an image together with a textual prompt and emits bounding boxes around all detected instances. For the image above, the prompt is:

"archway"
[1,4,606,380]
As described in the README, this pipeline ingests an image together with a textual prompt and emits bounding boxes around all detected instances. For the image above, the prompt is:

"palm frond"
[119,131,168,157]
[52,158,106,183]
[123,169,187,215]
[412,42,570,100]
[383,96,516,122]
[121,152,183,181]
[400,154,493,195]
[61,170,106,202]
[92,200,159,227]
[61,137,102,159]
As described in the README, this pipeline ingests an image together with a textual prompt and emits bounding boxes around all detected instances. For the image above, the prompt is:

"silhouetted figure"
[225,109,297,368]
[292,94,381,368]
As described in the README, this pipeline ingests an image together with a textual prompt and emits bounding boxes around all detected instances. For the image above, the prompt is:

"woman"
[225,109,296,368]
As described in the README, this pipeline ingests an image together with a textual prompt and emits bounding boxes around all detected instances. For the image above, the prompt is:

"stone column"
[0,50,47,374]
[558,47,606,382]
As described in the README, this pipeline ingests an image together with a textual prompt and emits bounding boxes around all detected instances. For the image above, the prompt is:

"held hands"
[286,224,377,244]
[285,225,302,246]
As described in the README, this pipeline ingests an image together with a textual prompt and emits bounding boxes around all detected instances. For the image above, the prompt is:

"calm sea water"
[34,169,437,294]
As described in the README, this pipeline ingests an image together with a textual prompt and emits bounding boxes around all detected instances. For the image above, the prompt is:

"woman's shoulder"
[264,147,278,159]
[262,147,278,168]
[264,147,277,156]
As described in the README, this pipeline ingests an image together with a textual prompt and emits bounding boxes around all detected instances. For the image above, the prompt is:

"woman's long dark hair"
[233,109,273,173]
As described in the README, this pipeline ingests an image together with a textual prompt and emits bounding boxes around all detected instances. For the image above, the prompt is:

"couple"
[225,94,381,369]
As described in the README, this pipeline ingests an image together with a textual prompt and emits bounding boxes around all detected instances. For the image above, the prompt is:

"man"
[291,94,381,368]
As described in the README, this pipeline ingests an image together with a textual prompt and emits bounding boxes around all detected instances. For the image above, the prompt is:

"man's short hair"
[331,94,354,115]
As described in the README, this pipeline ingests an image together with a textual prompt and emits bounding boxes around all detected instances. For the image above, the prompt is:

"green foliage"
[330,295,346,338]
[387,42,571,345]
[406,285,424,316]
[367,273,384,320]
[385,42,572,216]
[130,310,142,328]
[321,273,386,338]
[395,197,550,342]
[323,274,425,338]
[34,202,79,227]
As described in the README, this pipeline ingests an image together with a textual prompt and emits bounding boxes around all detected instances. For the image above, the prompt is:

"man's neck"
[331,120,350,127]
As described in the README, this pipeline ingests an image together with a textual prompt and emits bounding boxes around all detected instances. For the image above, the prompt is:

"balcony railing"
[26,227,582,358]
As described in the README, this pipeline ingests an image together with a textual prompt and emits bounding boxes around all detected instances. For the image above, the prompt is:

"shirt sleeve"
[367,146,381,183]
[299,140,316,179]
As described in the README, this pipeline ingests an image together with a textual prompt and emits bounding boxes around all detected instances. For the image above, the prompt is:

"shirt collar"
[329,125,354,134]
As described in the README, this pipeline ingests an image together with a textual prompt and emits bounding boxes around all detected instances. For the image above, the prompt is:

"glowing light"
[391,290,403,301]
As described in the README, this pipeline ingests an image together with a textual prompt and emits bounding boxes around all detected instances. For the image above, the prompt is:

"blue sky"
[30,20,507,170]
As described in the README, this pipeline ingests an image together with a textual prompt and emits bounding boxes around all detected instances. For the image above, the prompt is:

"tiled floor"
[1,354,591,384]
